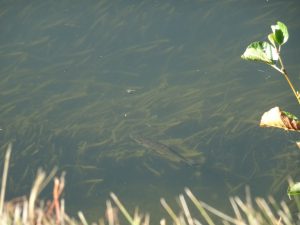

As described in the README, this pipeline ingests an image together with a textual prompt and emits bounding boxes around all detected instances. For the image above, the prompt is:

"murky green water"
[1,0,300,222]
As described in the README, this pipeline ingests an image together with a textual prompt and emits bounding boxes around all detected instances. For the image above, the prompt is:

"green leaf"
[288,183,300,199]
[241,41,278,64]
[268,33,276,47]
[282,111,299,121]
[271,21,289,46]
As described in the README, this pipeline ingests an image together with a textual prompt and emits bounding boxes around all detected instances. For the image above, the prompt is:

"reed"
[1,145,299,225]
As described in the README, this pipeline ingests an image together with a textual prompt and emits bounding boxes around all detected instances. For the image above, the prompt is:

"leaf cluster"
[241,21,288,65]
[241,22,300,197]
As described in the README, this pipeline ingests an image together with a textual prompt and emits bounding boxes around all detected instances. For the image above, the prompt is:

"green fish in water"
[130,134,198,167]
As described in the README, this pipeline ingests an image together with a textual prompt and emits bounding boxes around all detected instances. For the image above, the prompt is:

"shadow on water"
[1,0,300,222]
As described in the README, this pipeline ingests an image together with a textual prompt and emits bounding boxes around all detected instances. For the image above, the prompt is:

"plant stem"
[281,68,300,104]
[274,53,300,104]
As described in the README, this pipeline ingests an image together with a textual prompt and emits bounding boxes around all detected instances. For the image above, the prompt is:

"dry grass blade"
[78,211,89,225]
[22,200,28,224]
[160,218,166,225]
[185,188,234,225]
[279,201,293,225]
[192,218,202,225]
[161,198,181,225]
[222,221,231,225]
[184,188,215,225]
[229,197,242,222]
[276,217,282,225]
[142,213,150,225]
[110,192,135,225]
[13,203,21,224]
[0,143,11,216]
[245,186,253,212]
[106,200,117,225]
[36,208,43,225]
[233,197,256,225]
[39,166,59,193]
[179,194,194,225]
[255,198,278,224]
[278,210,291,225]
[178,213,187,225]
[280,201,292,220]
[29,169,46,220]
[268,196,280,212]
[133,208,143,225]
[61,199,66,225]
[200,200,241,225]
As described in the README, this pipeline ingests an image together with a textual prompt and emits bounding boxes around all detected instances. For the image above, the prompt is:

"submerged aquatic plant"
[242,22,300,197]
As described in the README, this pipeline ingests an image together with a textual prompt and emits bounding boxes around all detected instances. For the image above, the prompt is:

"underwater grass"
[1,145,300,225]
[1,0,300,213]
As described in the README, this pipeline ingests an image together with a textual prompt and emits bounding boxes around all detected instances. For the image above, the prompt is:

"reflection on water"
[1,0,300,222]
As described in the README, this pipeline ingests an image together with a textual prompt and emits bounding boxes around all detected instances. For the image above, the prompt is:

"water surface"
[1,0,300,222]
